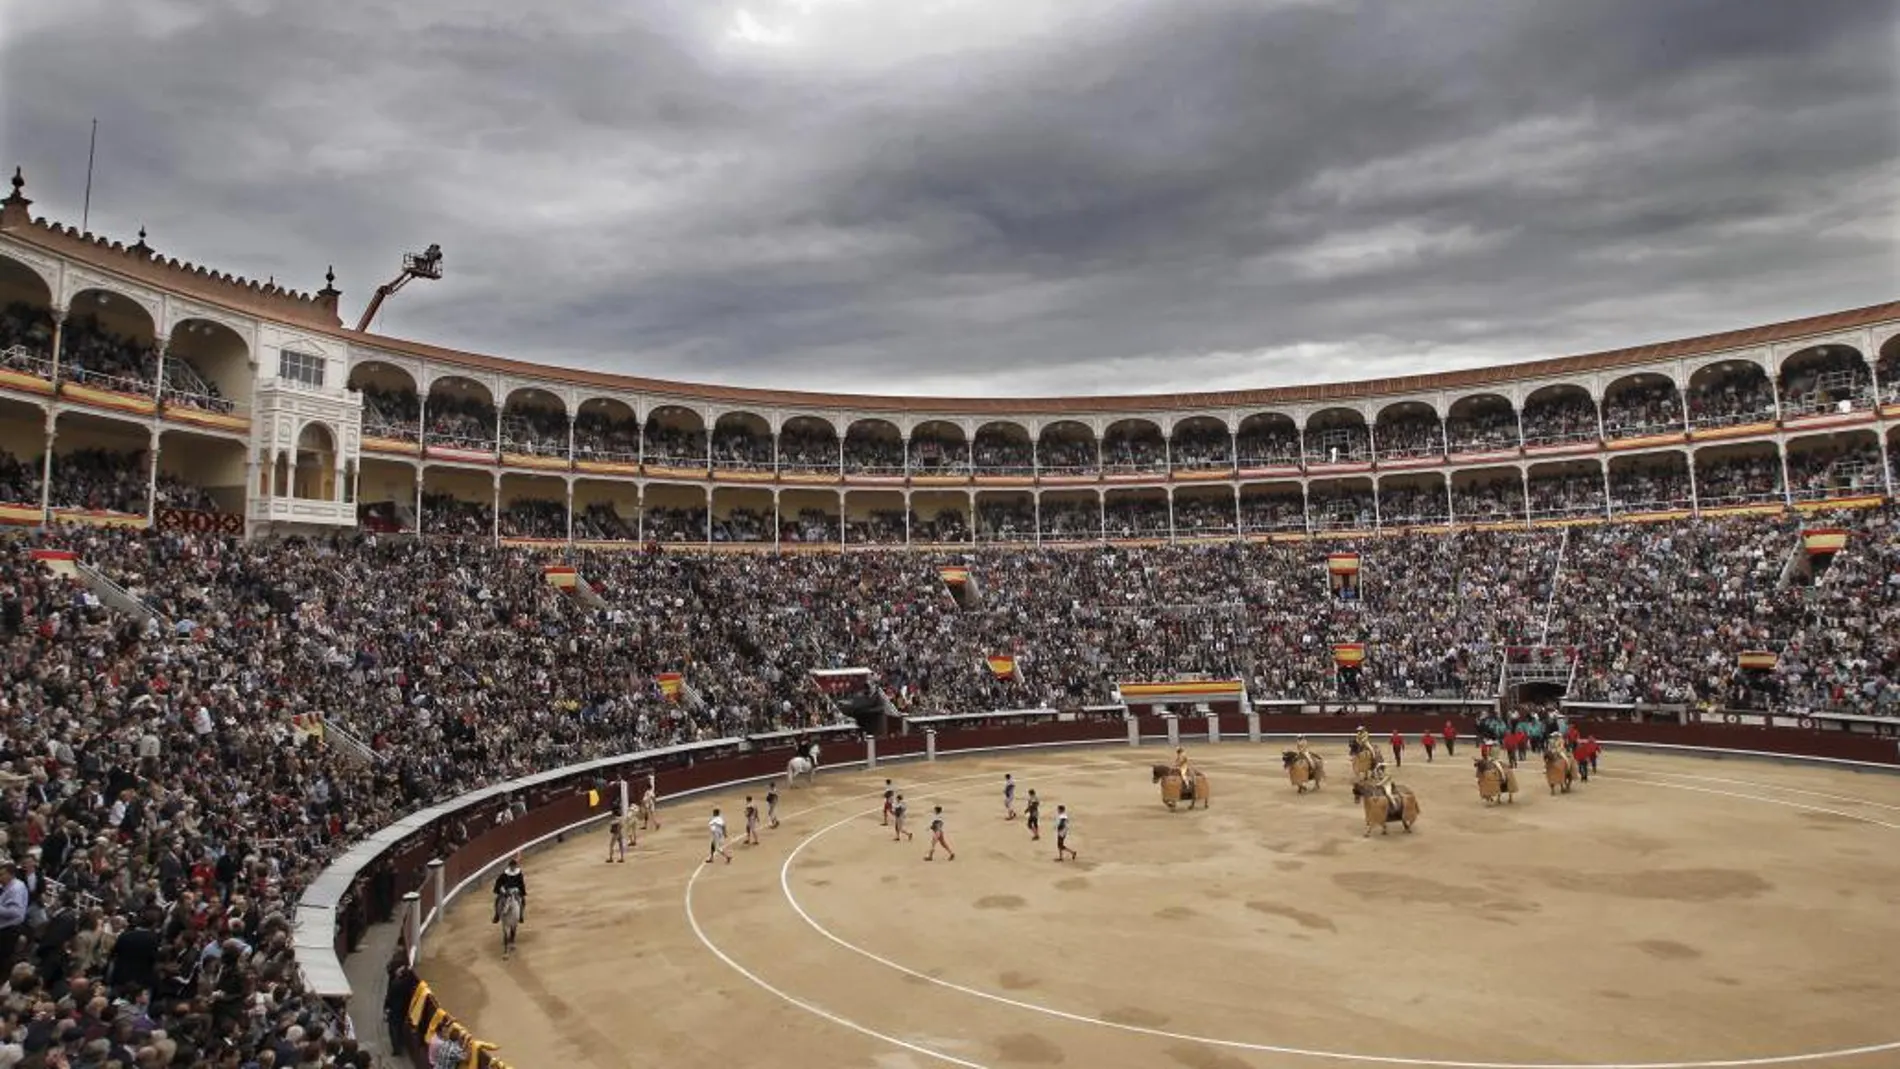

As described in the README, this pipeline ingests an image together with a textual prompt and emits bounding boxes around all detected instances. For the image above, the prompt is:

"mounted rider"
[1173,747,1197,791]
[1294,734,1312,767]
[492,853,527,924]
[1367,761,1400,812]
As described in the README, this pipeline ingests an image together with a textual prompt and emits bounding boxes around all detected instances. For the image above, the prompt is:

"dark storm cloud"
[1,0,1894,398]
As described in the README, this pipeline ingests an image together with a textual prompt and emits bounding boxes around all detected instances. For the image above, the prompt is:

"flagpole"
[81,119,98,232]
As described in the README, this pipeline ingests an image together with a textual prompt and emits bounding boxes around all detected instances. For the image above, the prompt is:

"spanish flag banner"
[656,672,684,701]
[1326,553,1361,576]
[587,789,601,807]
[407,980,433,1028]
[1737,650,1778,671]
[940,566,970,585]
[1332,643,1367,667]
[543,565,580,590]
[986,655,1017,680]
[1802,528,1848,555]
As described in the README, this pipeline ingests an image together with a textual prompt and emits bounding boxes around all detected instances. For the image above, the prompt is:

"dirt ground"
[418,743,1900,1069]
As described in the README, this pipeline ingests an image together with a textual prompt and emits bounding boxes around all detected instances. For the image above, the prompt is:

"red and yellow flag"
[1327,553,1361,576]
[656,672,683,700]
[1332,643,1367,667]
[940,566,970,585]
[1801,528,1848,555]
[1736,650,1778,671]
[986,655,1017,679]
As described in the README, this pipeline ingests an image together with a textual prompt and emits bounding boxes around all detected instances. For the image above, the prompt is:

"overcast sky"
[1,0,1896,398]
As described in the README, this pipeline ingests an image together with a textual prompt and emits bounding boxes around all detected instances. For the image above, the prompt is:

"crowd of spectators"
[1601,381,1684,439]
[842,433,904,475]
[1780,352,1874,416]
[1170,425,1231,470]
[909,433,970,476]
[642,422,705,467]
[422,396,494,452]
[1445,403,1519,454]
[357,388,420,444]
[572,411,639,463]
[55,317,158,395]
[1373,414,1443,460]
[972,433,1034,474]
[1236,422,1301,468]
[0,494,1896,1066]
[1520,391,1598,446]
[0,303,54,362]
[1687,371,1777,428]
[498,408,566,458]
[1101,426,1167,473]
[710,424,772,470]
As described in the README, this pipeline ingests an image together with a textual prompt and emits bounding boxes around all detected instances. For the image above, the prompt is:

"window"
[279,350,325,388]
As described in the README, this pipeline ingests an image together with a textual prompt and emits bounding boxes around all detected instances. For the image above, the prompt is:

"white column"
[426,858,446,926]
[865,735,879,770]
[402,891,422,966]
[1206,710,1220,743]
[1246,709,1261,743]
[1127,715,1141,747]
[1165,714,1180,749]
[925,729,938,762]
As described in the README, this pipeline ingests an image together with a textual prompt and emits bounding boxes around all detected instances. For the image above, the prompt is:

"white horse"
[787,743,820,788]
[499,887,523,959]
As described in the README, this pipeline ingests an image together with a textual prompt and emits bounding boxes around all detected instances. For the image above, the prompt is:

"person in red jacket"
[1577,736,1602,780]
[1565,724,1582,750]
[1503,730,1522,767]
[1388,730,1405,767]
[1420,732,1436,762]
[1442,721,1457,757]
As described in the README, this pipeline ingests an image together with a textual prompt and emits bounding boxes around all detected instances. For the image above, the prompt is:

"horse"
[1475,757,1519,805]
[1544,749,1577,795]
[1282,750,1325,793]
[1151,765,1211,810]
[498,887,523,959]
[786,753,818,788]
[1348,739,1381,778]
[1351,780,1420,836]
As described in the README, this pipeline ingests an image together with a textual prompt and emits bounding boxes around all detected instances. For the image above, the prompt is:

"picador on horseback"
[492,853,527,924]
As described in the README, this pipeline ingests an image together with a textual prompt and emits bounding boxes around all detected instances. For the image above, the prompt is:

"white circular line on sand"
[683,758,1130,1069]
[774,759,1900,1068]
[1611,768,1900,813]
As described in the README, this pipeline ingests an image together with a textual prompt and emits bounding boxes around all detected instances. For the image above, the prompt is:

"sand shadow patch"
[1103,1005,1170,1027]
[1167,1043,1254,1069]
[976,894,1028,910]
[1246,900,1337,932]
[1273,860,1305,873]
[998,971,1040,991]
[1529,867,1770,901]
[1055,876,1091,892]
[1633,939,1701,961]
[1154,905,1199,920]
[995,1032,1065,1064]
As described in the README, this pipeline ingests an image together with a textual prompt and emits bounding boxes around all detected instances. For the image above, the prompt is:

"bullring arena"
[412,735,1900,1069]
[2,169,1900,1069]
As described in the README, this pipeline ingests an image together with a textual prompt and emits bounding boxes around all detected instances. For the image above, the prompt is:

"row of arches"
[343,428,1897,546]
[0,257,254,415]
[348,348,1900,478]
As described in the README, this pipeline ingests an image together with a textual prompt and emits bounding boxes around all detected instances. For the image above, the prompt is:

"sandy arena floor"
[418,745,1900,1069]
